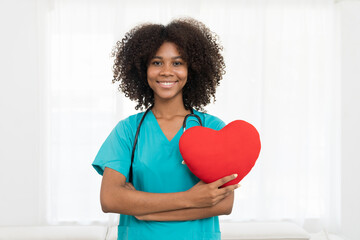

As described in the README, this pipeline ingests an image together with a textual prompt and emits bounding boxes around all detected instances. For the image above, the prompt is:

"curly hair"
[111,18,226,111]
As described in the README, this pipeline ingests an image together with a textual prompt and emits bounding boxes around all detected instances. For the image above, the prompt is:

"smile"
[157,81,178,88]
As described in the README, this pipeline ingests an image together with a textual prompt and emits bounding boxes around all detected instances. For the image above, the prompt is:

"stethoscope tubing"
[128,108,202,183]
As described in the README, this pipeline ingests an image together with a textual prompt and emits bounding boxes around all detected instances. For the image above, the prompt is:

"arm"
[101,167,189,215]
[136,191,234,221]
[100,167,239,216]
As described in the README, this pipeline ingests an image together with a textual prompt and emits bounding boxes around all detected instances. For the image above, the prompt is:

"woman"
[92,18,240,240]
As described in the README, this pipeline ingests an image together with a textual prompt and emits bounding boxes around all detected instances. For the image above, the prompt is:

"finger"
[212,193,230,205]
[219,191,234,202]
[214,187,237,204]
[212,174,238,188]
[218,183,240,195]
[224,188,237,197]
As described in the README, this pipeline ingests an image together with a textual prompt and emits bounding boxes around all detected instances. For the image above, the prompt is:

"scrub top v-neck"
[148,110,183,143]
[92,110,226,240]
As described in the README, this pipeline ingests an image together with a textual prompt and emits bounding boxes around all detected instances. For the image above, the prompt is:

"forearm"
[101,168,238,217]
[102,186,191,216]
[101,168,192,216]
[137,192,234,221]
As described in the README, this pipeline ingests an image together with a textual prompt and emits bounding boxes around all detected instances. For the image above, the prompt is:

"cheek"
[147,68,156,82]
[177,68,188,80]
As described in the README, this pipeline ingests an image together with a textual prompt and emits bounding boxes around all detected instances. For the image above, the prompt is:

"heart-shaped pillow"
[179,120,261,187]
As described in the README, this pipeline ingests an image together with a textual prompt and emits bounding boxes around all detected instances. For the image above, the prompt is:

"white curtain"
[42,0,341,233]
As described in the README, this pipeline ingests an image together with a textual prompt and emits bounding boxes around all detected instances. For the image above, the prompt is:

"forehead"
[153,42,182,57]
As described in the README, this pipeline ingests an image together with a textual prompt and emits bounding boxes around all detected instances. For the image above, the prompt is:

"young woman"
[92,18,240,240]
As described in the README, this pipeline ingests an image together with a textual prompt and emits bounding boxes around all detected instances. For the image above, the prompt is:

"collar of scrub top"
[128,107,203,183]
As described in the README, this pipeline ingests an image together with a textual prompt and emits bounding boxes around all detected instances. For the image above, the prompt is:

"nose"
[160,63,174,76]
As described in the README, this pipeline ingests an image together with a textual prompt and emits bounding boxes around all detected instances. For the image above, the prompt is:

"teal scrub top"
[92,110,225,240]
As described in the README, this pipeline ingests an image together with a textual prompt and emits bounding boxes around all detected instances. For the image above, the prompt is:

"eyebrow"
[151,56,183,60]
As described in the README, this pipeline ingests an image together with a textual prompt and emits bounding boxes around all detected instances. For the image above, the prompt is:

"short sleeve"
[92,120,133,180]
[203,114,226,131]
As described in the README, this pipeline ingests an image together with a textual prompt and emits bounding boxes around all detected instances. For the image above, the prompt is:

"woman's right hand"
[185,174,240,208]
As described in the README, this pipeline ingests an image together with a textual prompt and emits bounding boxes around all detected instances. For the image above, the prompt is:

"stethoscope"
[128,107,203,183]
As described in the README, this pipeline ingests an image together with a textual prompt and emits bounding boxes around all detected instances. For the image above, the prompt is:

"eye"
[151,61,162,66]
[173,61,182,66]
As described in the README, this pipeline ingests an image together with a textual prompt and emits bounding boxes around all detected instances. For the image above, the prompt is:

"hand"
[185,174,240,208]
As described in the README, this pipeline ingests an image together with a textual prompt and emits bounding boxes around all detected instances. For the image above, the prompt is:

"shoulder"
[113,111,147,138]
[193,110,226,130]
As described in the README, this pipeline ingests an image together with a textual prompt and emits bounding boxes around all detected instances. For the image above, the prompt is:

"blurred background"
[0,0,359,239]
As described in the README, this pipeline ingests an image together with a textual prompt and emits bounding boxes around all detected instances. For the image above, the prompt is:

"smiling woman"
[92,18,234,240]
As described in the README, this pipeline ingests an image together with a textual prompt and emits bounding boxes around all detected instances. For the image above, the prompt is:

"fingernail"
[234,174,238,178]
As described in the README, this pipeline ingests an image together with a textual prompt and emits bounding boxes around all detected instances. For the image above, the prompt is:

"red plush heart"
[179,120,261,187]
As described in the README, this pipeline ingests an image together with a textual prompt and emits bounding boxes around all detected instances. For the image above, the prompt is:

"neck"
[151,95,190,118]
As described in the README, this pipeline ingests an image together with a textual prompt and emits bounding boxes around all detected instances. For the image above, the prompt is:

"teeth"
[160,82,175,86]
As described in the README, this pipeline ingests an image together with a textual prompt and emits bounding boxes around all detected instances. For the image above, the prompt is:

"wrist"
[181,190,193,209]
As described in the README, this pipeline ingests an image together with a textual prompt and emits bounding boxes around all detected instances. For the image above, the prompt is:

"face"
[147,42,188,103]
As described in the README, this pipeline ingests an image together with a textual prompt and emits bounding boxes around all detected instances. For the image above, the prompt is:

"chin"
[154,91,183,101]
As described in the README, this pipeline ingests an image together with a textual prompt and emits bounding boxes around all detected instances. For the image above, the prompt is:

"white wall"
[0,0,42,225]
[338,1,360,240]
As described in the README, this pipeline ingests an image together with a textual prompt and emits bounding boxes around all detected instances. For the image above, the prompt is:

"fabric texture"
[92,110,225,240]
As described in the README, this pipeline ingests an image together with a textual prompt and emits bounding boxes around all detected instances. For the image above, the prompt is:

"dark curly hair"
[111,18,226,111]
